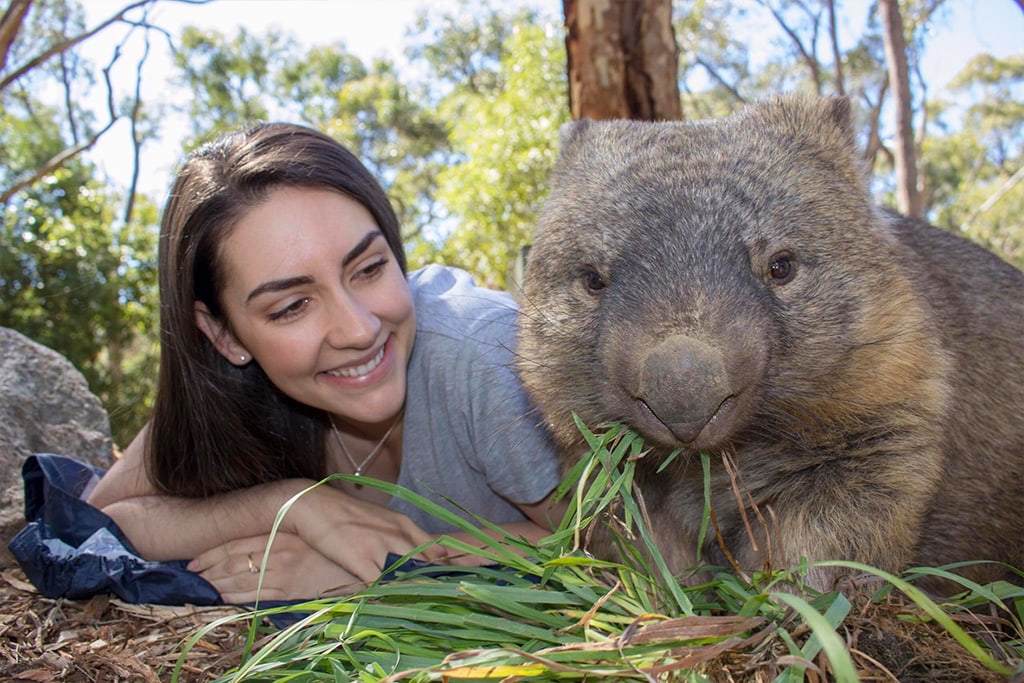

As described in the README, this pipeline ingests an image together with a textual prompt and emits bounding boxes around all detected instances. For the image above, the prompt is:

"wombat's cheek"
[606,332,762,451]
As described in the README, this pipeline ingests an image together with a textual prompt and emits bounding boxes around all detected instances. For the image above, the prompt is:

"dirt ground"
[0,564,1020,682]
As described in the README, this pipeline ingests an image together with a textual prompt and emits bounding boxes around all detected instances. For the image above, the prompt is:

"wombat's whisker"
[514,291,561,327]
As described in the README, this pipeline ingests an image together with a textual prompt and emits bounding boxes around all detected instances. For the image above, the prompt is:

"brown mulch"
[0,567,258,682]
[842,585,1015,683]
[0,564,1020,682]
[698,579,1021,683]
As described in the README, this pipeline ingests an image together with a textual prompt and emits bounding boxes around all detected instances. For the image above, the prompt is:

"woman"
[87,122,562,604]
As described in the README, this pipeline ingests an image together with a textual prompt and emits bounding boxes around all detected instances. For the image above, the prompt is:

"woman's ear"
[194,301,252,366]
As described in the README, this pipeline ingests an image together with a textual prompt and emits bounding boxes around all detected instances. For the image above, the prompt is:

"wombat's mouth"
[634,395,737,450]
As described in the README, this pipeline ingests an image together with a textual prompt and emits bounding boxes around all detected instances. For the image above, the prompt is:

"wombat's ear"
[558,119,593,153]
[755,94,864,184]
[821,95,857,149]
[755,93,856,149]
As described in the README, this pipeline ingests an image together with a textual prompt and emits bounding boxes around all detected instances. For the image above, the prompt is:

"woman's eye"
[357,258,388,280]
[269,297,310,321]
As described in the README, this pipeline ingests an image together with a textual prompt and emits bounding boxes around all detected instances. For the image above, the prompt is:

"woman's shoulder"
[408,265,518,340]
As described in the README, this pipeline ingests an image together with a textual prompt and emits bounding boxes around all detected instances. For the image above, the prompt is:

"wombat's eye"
[768,252,796,284]
[582,269,607,295]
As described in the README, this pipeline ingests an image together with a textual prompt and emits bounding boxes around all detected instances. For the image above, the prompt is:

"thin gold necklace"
[329,412,401,481]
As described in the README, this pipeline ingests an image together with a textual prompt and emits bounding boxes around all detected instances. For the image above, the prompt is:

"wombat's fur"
[518,94,1024,592]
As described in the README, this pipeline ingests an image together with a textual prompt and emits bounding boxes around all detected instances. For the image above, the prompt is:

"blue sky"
[79,0,1022,201]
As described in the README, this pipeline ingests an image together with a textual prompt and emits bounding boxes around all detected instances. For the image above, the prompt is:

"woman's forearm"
[98,478,313,561]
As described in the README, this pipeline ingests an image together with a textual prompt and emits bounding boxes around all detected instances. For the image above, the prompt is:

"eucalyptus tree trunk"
[879,0,923,219]
[562,0,681,121]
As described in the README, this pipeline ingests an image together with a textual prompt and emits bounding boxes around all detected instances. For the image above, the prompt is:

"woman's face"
[197,186,415,429]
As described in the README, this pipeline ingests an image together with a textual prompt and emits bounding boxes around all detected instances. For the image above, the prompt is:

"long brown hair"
[149,122,407,497]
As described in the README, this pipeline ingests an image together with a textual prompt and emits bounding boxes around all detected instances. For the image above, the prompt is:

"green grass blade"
[771,591,858,683]
[815,559,1015,676]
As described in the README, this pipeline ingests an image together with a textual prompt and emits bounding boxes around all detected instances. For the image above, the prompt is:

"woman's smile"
[320,334,396,388]
[326,342,386,378]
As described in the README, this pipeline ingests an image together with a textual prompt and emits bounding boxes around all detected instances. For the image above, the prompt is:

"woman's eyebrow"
[342,229,383,268]
[245,230,384,303]
[246,275,314,303]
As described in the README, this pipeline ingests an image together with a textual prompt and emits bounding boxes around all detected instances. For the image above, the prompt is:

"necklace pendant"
[329,411,402,489]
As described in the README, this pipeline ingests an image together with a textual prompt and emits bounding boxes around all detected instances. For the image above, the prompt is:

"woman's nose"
[324,293,380,349]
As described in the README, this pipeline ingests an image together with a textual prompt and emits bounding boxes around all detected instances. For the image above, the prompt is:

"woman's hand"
[283,484,449,582]
[189,532,363,603]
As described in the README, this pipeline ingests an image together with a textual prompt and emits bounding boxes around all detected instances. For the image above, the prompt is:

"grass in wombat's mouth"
[174,419,1024,682]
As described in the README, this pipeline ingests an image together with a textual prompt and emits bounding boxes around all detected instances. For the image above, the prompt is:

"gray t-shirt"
[389,265,562,533]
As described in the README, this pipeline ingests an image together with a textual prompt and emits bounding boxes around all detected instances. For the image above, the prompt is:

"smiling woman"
[80,122,564,604]
[196,187,416,435]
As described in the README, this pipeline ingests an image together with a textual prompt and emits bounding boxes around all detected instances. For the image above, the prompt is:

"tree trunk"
[879,0,923,218]
[562,0,681,121]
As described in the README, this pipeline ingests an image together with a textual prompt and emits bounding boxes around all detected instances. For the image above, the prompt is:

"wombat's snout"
[633,335,742,448]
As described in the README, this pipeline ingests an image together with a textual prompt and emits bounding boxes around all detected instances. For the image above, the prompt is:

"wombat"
[518,94,1024,592]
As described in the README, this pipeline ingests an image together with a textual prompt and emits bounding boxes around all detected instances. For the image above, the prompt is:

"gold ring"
[247,553,259,574]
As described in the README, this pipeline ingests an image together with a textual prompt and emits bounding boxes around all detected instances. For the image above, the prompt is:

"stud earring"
[239,355,247,362]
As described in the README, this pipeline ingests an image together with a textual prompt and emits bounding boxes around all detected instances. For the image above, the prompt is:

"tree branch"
[1,0,209,91]
[826,0,844,95]
[961,165,1024,232]
[758,0,821,92]
[60,45,80,145]
[123,23,154,224]
[2,0,196,207]
[1,118,117,205]
[0,0,32,73]
[693,55,745,103]
[860,80,889,172]
[0,0,155,91]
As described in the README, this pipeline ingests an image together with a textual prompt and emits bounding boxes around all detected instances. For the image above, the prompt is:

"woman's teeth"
[328,346,385,378]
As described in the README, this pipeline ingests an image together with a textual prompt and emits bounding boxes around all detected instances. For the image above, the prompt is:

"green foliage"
[0,162,159,447]
[924,53,1024,268]
[404,0,542,99]
[2,0,162,448]
[429,23,567,289]
[0,0,91,189]
[0,102,66,187]
[173,26,294,145]
[276,44,369,124]
[4,0,1021,463]
[175,423,1023,681]
[324,62,451,246]
[171,23,452,252]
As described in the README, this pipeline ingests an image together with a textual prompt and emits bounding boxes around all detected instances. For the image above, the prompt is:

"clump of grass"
[174,420,1024,682]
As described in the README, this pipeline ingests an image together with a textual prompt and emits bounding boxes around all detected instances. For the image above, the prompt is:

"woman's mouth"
[325,344,386,378]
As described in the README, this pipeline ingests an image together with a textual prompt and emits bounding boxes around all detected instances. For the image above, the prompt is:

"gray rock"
[0,326,114,566]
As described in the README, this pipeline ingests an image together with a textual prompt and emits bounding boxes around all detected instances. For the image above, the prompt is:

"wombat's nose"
[636,335,734,445]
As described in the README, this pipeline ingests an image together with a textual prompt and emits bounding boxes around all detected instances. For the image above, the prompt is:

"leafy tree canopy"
[2,0,1020,447]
